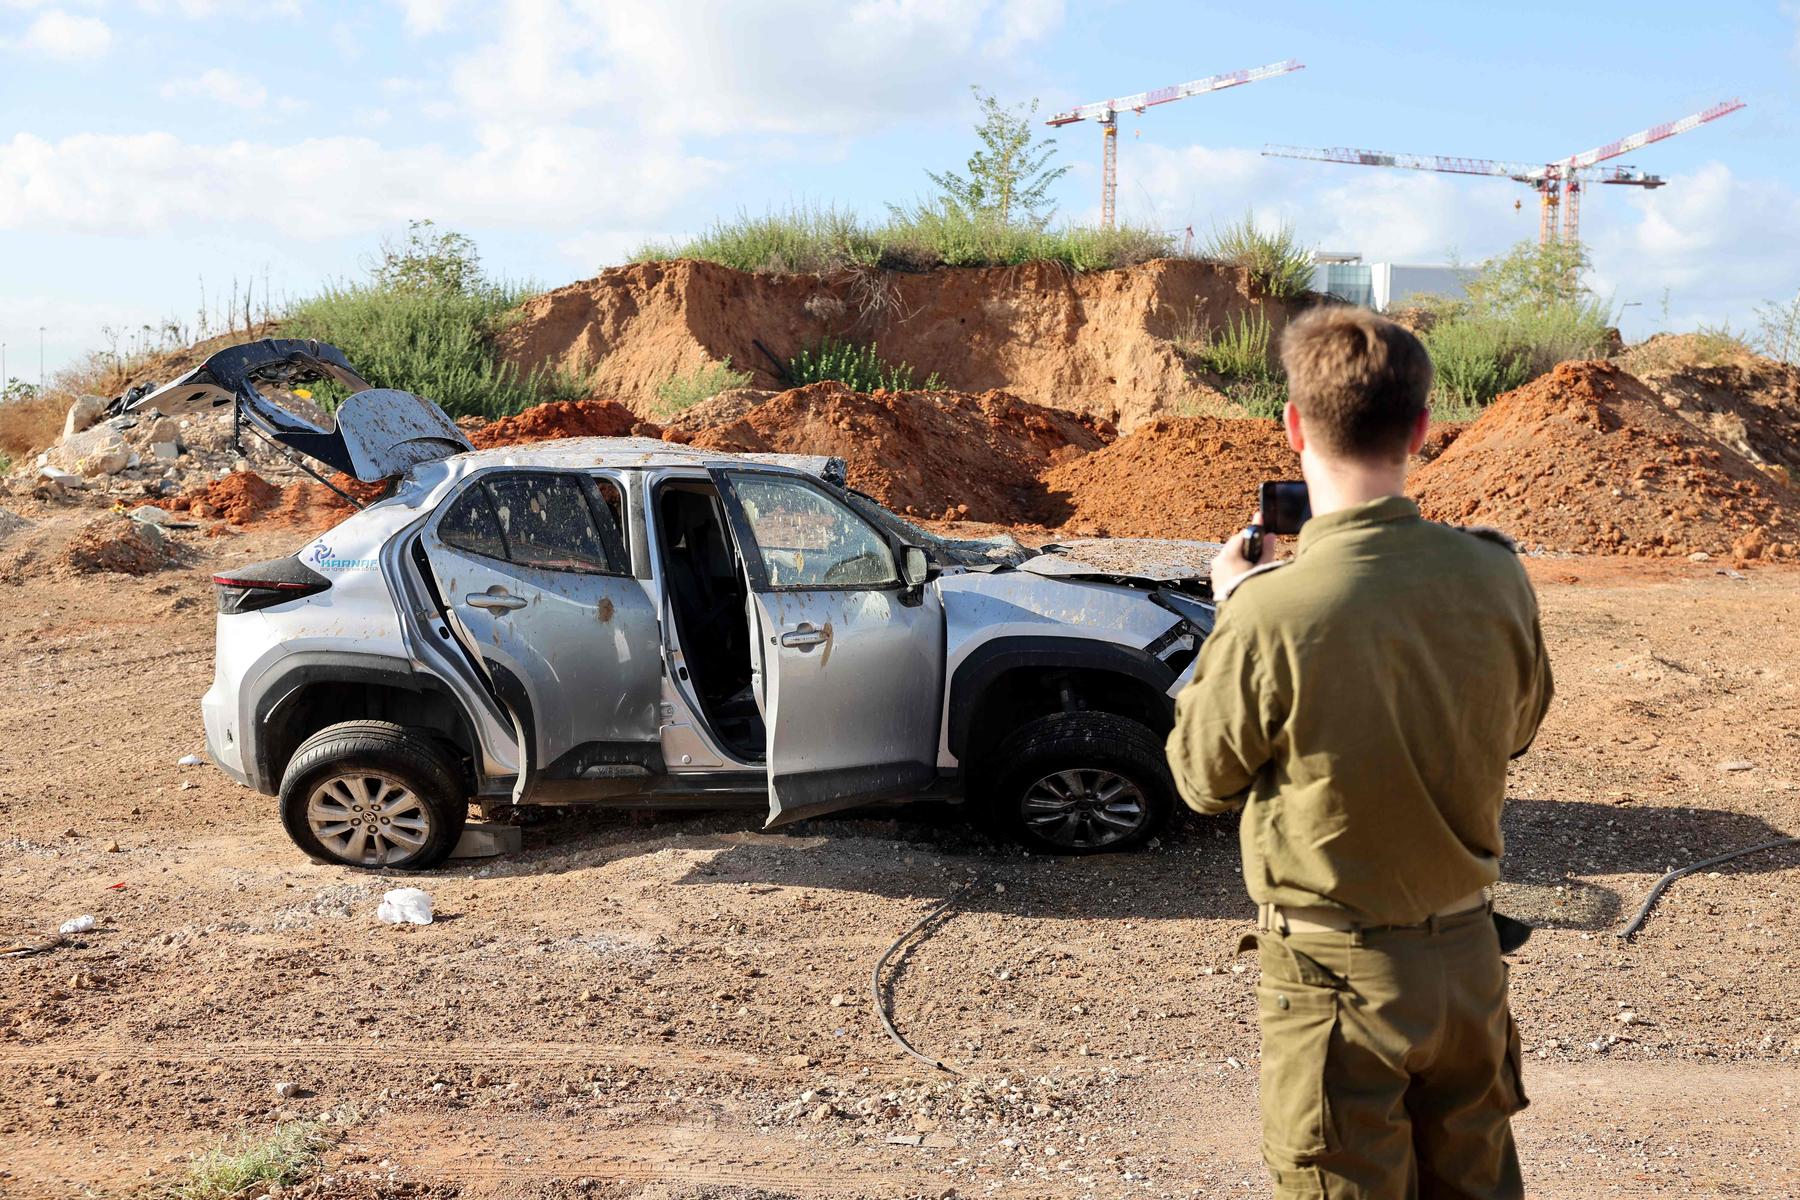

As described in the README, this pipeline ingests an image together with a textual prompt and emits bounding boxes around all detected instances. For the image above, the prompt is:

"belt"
[1257,890,1489,935]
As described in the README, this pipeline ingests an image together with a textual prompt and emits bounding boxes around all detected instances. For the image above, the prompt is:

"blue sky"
[3,0,1795,383]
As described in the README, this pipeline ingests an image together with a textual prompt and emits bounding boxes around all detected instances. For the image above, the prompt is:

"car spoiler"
[111,338,474,484]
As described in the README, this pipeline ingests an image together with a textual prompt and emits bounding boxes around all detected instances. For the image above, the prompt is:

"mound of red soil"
[465,399,658,449]
[1041,415,1297,541]
[685,382,1113,522]
[171,470,283,524]
[169,469,359,530]
[65,516,174,575]
[1410,361,1800,560]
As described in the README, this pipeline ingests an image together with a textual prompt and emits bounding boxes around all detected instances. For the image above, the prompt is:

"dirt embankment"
[1411,361,1800,560]
[496,258,1303,429]
[1042,416,1296,541]
[684,382,1111,522]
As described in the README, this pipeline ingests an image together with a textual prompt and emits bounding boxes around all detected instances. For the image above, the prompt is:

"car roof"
[440,436,848,485]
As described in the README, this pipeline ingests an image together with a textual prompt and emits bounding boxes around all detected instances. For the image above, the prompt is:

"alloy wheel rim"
[305,771,431,865]
[1020,768,1147,849]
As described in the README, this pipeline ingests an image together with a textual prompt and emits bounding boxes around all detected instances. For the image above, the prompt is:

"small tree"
[927,87,1067,228]
[372,219,487,295]
[1753,289,1800,365]
[1463,240,1592,315]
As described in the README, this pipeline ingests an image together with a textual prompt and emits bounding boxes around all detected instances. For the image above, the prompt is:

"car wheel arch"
[253,655,484,795]
[946,635,1177,771]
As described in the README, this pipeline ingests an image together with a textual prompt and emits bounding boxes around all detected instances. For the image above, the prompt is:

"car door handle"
[466,592,527,612]
[778,625,828,649]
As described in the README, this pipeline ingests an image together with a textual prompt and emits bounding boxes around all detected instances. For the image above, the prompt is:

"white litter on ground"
[375,888,434,926]
[177,753,204,766]
[59,915,96,934]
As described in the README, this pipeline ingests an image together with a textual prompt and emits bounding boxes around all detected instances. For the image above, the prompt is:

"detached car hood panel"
[114,338,473,483]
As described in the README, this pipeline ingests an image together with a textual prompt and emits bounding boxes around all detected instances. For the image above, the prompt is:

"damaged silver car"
[123,340,1222,868]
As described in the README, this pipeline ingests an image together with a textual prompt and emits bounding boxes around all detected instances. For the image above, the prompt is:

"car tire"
[985,712,1176,855]
[279,721,467,871]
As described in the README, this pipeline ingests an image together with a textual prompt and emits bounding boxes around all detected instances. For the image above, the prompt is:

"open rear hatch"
[112,338,472,483]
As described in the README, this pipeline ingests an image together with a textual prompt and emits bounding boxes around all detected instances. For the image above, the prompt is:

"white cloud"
[449,0,1065,136]
[134,0,301,16]
[392,0,461,35]
[9,8,112,59]
[1588,162,1800,330]
[986,0,1062,54]
[160,67,268,109]
[0,127,726,239]
[558,228,662,270]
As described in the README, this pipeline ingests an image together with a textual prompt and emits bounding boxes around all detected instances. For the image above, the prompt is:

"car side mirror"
[900,545,934,588]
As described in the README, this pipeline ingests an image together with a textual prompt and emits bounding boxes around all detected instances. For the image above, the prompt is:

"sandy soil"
[1,511,1798,1199]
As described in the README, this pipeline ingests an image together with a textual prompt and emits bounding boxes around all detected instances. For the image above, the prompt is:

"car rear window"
[439,486,508,560]
[440,473,626,575]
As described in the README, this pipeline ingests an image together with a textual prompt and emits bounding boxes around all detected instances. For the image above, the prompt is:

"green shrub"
[633,207,881,275]
[1174,310,1287,417]
[1203,214,1314,300]
[160,1120,327,1200]
[633,204,1182,276]
[1226,377,1289,419]
[1185,310,1275,380]
[788,338,942,392]
[283,283,585,420]
[1409,240,1615,408]
[1422,317,1533,409]
[1420,301,1612,408]
[655,357,753,415]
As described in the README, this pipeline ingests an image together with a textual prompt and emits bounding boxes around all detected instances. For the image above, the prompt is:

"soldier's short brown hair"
[1279,306,1433,461]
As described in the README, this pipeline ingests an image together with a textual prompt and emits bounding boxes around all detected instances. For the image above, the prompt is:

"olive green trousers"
[1250,906,1528,1200]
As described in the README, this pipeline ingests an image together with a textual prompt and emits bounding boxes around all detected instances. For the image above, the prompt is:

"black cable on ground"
[871,883,976,1076]
[1618,836,1799,941]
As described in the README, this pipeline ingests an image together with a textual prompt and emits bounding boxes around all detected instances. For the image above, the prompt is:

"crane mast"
[1048,59,1303,228]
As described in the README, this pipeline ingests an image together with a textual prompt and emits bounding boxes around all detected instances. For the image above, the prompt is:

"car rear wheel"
[279,721,467,870]
[985,712,1176,854]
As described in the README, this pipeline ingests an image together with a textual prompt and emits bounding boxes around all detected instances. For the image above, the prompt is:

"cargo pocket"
[1499,1012,1530,1114]
[1256,978,1341,1166]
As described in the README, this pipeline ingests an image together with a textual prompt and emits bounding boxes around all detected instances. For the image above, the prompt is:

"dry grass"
[0,392,66,459]
[1623,329,1762,375]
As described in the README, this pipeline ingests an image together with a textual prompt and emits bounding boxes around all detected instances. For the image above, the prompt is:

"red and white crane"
[1047,59,1303,228]
[1263,99,1745,247]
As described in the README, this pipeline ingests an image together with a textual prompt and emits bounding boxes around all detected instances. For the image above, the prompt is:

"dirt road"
[2,515,1797,1198]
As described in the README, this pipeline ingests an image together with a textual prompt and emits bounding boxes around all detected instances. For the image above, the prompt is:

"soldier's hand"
[1211,509,1279,597]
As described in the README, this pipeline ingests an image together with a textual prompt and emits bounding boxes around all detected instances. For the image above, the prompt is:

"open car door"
[709,468,945,827]
[421,470,663,803]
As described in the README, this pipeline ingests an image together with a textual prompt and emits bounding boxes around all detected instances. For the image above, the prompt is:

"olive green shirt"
[1167,495,1553,925]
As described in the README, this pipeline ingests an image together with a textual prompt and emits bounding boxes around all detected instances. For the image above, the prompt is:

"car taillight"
[213,555,332,614]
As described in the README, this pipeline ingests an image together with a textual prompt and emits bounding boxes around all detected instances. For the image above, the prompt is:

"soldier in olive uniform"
[1168,306,1554,1199]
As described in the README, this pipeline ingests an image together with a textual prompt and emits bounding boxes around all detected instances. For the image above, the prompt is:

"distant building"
[1312,252,1476,312]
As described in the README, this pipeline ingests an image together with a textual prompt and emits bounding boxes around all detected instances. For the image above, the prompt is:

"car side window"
[592,476,629,564]
[730,475,898,589]
[439,484,508,561]
[484,474,618,574]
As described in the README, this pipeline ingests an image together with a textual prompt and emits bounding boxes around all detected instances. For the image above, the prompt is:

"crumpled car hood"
[1019,537,1222,584]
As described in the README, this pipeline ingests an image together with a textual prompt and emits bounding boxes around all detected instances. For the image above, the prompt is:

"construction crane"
[1263,99,1744,247]
[1047,59,1303,228]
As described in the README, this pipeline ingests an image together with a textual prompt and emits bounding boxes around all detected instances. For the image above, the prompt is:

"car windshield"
[839,488,1032,569]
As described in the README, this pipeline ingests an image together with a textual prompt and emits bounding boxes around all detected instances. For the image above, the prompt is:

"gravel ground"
[0,509,1796,1198]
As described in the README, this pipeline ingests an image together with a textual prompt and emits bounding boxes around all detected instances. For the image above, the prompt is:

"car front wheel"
[986,712,1176,854]
[279,721,467,870]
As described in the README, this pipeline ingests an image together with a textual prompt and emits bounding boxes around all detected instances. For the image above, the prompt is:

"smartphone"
[1259,481,1312,536]
[1242,481,1310,562]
